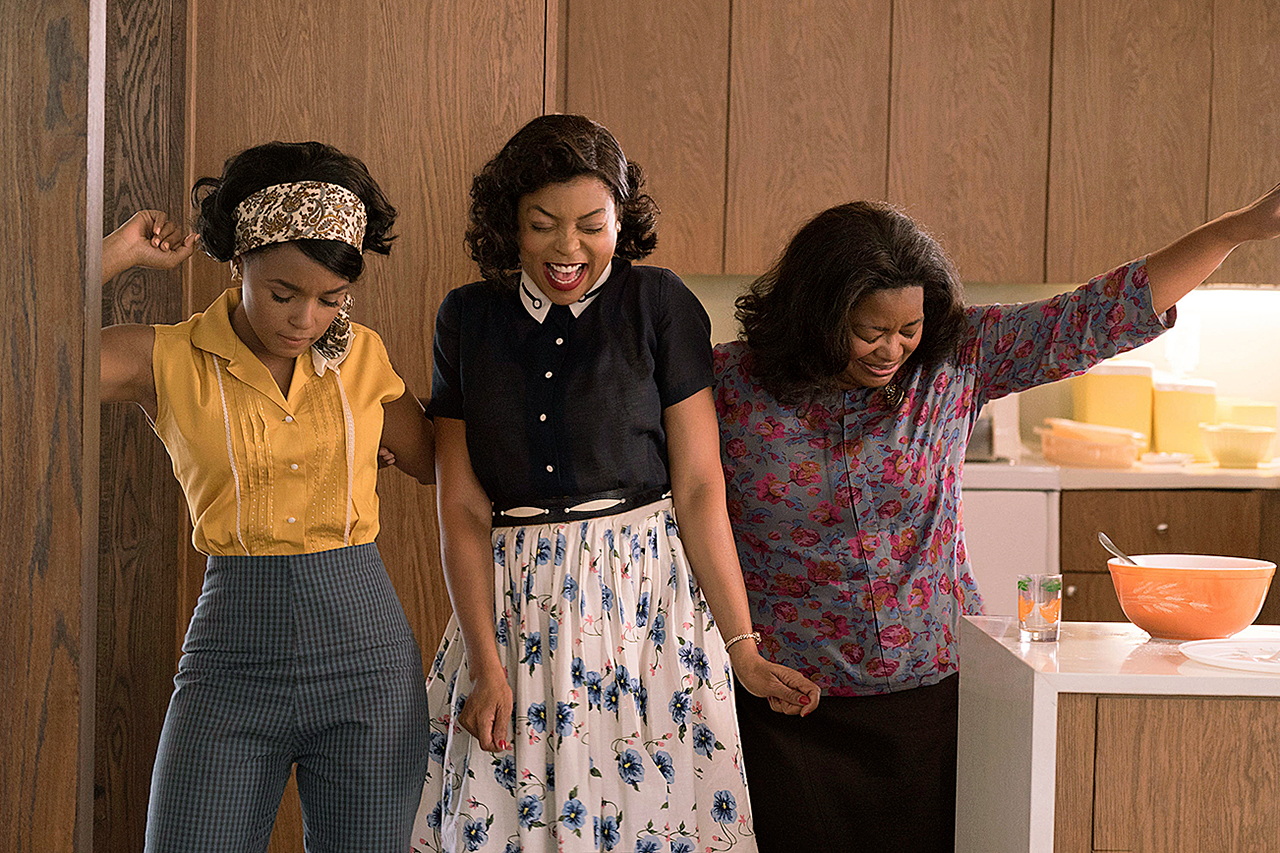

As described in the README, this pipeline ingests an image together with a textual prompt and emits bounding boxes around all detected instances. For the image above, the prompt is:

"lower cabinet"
[1055,693,1280,852]
[1059,489,1280,624]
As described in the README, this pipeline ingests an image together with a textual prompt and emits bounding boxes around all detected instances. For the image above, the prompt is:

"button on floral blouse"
[713,258,1172,696]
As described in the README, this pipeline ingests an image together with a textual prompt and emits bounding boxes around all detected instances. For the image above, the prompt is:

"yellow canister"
[1152,376,1217,460]
[1072,360,1154,449]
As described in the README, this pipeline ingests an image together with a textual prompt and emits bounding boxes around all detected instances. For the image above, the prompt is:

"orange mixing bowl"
[1107,554,1276,640]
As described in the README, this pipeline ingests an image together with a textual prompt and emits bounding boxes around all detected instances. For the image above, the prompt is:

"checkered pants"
[145,543,429,853]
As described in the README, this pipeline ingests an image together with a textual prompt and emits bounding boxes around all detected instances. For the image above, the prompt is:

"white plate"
[1178,639,1280,673]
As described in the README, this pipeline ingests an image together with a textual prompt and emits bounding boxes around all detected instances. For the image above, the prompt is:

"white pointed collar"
[519,262,613,323]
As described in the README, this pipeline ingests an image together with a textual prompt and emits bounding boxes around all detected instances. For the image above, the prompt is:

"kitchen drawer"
[1062,572,1127,622]
[1059,489,1263,573]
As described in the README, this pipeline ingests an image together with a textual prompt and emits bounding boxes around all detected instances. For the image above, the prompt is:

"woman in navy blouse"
[713,186,1280,851]
[412,114,819,853]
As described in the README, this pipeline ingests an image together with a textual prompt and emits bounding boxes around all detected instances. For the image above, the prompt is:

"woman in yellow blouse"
[100,141,434,853]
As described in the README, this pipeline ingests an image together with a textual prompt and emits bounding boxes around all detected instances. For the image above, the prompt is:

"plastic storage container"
[1152,375,1217,460]
[1071,360,1153,449]
[1035,418,1143,468]
[1217,398,1278,458]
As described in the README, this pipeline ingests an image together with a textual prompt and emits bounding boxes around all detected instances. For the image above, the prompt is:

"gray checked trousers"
[144,543,429,853]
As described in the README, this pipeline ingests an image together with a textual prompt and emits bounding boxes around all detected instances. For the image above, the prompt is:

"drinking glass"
[1017,573,1062,642]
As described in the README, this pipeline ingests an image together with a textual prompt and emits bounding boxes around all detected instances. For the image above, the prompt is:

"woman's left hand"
[729,644,821,716]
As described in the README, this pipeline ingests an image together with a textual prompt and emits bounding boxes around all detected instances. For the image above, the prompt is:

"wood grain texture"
[889,0,1052,283]
[563,0,731,275]
[1046,0,1213,282]
[1,0,95,849]
[1093,695,1280,851]
[1061,571,1128,622]
[1053,693,1097,853]
[1059,489,1263,573]
[726,0,892,275]
[1257,489,1280,624]
[187,2,547,849]
[1207,0,1280,284]
[96,1,189,850]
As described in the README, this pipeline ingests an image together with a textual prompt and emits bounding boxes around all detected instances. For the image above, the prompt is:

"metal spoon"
[1098,531,1139,565]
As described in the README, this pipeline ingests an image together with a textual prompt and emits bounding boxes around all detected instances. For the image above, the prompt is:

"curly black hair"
[466,114,659,285]
[191,141,397,281]
[736,201,966,405]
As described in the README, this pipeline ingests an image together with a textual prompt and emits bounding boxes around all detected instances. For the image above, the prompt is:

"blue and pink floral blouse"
[713,258,1172,696]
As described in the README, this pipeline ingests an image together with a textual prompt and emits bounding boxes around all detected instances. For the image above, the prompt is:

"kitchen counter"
[956,617,1280,852]
[963,456,1280,490]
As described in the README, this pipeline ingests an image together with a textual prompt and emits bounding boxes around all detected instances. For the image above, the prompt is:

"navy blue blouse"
[429,260,713,507]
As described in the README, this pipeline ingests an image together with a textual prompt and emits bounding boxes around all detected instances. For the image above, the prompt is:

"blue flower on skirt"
[425,799,443,829]
[562,574,579,602]
[633,684,648,719]
[671,838,694,853]
[711,789,738,824]
[604,528,615,550]
[635,836,662,853]
[677,643,695,672]
[648,612,666,646]
[646,527,658,554]
[514,529,525,553]
[690,647,710,680]
[523,567,536,600]
[493,534,506,565]
[555,701,574,737]
[428,730,446,763]
[462,819,488,851]
[527,702,547,733]
[523,631,542,668]
[598,814,620,850]
[555,531,566,564]
[668,690,690,725]
[536,536,552,565]
[664,511,678,536]
[585,671,603,708]
[601,584,614,614]
[653,749,675,784]
[617,748,645,786]
[503,843,522,853]
[495,616,509,647]
[548,619,559,652]
[615,664,631,694]
[635,591,650,627]
[545,761,555,791]
[560,798,587,830]
[692,722,717,758]
[494,754,517,791]
[571,656,586,687]
[630,533,643,563]
[517,794,543,828]
[604,681,620,713]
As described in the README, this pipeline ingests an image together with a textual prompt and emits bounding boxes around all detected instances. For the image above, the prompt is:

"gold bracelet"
[723,631,761,652]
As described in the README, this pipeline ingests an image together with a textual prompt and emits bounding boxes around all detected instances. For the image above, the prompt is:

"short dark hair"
[191,141,397,281]
[466,114,659,285]
[735,200,966,404]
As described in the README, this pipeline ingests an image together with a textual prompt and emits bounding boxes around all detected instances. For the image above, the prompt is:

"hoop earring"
[229,260,242,281]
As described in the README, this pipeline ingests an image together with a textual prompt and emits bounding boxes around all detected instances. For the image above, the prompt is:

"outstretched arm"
[1146,181,1280,315]
[665,388,821,716]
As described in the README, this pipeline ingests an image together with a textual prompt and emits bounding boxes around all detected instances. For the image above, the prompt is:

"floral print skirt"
[411,498,757,853]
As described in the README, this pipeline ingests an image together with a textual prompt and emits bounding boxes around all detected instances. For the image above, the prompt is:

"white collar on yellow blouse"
[518,262,612,323]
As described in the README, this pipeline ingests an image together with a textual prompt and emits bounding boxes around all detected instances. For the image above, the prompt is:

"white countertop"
[962,456,1280,490]
[965,615,1280,697]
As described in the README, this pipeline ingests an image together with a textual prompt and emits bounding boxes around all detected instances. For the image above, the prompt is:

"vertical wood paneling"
[1047,0,1213,282]
[187,2,547,849]
[563,0,731,275]
[1,0,97,849]
[1053,693,1097,853]
[889,0,1052,283]
[726,0,892,275]
[96,1,189,850]
[1208,0,1280,284]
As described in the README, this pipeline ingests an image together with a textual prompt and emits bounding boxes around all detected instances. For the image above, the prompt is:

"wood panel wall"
[563,0,731,275]
[888,0,1052,284]
[183,1,549,849]
[1,0,101,850]
[725,0,892,275]
[96,2,190,850]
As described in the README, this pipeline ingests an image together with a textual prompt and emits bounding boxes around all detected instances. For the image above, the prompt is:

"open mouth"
[545,262,588,292]
[861,362,900,378]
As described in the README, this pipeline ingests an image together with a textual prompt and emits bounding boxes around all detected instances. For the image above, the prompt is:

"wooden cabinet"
[1059,489,1280,624]
[1055,693,1280,852]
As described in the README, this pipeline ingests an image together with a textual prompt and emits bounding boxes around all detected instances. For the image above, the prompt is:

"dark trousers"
[736,674,959,853]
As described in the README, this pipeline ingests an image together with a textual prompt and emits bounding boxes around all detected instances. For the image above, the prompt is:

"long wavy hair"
[736,201,966,405]
[466,114,659,285]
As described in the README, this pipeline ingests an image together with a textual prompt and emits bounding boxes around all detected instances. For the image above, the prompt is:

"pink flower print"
[890,529,920,561]
[833,485,854,508]
[759,632,782,656]
[869,578,900,610]
[994,330,1017,355]
[839,642,866,664]
[854,529,881,557]
[938,572,953,595]
[754,473,790,504]
[807,486,821,497]
[877,499,903,519]
[932,373,951,395]
[743,571,768,592]
[771,573,812,598]
[726,437,748,459]
[790,459,822,486]
[865,656,900,678]
[806,559,842,585]
[933,644,955,672]
[914,401,930,427]
[753,417,786,440]
[879,624,913,649]
[808,435,833,450]
[880,452,909,486]
[790,527,820,547]
[1102,266,1125,298]
[772,601,799,623]
[1014,339,1035,359]
[809,500,844,526]
[767,531,781,541]
[908,576,933,609]
[1105,302,1125,331]
[814,612,851,641]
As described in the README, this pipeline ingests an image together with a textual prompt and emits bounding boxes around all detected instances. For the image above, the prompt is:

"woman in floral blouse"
[713,183,1280,851]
